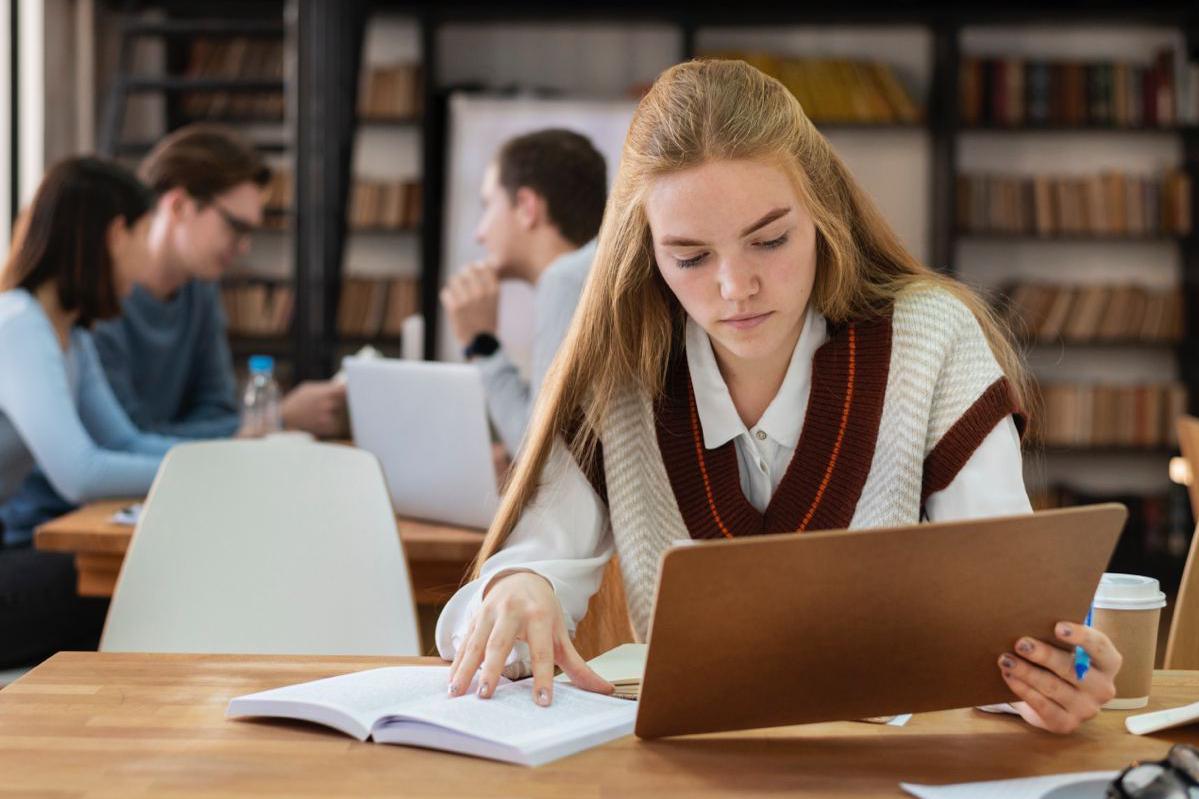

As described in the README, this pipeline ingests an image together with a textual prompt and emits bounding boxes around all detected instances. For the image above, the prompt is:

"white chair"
[101,440,420,655]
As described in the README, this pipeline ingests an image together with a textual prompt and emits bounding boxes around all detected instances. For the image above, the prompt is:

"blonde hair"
[474,59,1029,573]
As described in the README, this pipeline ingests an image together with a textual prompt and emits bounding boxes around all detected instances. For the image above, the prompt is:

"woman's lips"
[720,311,773,331]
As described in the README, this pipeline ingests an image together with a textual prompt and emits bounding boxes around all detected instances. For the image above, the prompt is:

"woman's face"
[646,158,817,370]
[109,214,153,297]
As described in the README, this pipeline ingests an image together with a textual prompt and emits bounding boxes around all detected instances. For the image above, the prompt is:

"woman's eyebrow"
[659,206,792,248]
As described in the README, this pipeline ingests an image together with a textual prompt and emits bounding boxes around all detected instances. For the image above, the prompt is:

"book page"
[228,666,485,739]
[381,680,636,750]
[901,771,1117,799]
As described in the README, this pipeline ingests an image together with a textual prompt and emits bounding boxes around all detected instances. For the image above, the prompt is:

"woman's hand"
[998,622,1122,734]
[447,571,614,705]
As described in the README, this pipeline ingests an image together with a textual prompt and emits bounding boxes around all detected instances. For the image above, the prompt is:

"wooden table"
[2,653,1198,798]
[34,499,484,606]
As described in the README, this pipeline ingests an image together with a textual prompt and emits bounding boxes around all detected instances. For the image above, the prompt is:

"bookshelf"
[99,0,298,381]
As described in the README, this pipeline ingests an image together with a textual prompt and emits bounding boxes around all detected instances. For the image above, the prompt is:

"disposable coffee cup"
[1090,573,1167,710]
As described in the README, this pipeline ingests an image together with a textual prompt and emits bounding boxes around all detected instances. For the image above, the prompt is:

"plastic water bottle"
[242,355,282,437]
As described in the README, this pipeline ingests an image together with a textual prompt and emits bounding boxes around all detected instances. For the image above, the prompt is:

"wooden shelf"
[122,20,285,38]
[1022,338,1183,349]
[114,139,289,156]
[228,336,294,357]
[347,226,422,235]
[121,77,284,94]
[957,232,1189,243]
[357,115,422,128]
[1032,445,1178,457]
[958,125,1199,135]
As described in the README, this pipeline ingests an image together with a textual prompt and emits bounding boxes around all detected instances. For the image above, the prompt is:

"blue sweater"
[92,281,241,439]
[0,290,178,545]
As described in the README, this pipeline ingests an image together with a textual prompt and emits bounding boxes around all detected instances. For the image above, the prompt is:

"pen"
[1074,606,1092,682]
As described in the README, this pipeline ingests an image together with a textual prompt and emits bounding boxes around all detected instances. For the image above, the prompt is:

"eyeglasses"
[203,200,258,241]
[1108,744,1199,798]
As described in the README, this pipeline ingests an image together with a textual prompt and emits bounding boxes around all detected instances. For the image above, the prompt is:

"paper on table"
[556,644,646,687]
[900,771,1117,799]
[111,503,142,526]
[1126,700,1199,735]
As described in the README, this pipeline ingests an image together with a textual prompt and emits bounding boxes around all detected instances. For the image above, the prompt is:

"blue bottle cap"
[248,355,275,374]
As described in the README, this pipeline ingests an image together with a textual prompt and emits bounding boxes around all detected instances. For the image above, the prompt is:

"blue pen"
[1074,606,1093,681]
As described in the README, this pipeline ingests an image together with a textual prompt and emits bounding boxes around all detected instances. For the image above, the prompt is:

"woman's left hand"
[998,622,1122,734]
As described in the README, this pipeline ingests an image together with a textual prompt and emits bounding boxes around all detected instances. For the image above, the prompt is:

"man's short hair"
[496,129,607,247]
[139,123,271,200]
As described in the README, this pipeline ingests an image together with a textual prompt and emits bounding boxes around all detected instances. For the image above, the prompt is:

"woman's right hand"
[447,571,614,706]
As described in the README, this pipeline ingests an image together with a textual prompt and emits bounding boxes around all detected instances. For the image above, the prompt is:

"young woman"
[436,60,1121,734]
[0,157,180,665]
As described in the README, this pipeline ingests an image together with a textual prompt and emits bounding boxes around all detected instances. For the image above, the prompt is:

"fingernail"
[1017,639,1034,655]
[478,680,490,698]
[448,682,459,697]
[1058,623,1072,638]
[1000,655,1015,669]
[537,689,550,706]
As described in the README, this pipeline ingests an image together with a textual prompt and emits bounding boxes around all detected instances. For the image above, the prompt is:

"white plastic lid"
[1092,573,1167,611]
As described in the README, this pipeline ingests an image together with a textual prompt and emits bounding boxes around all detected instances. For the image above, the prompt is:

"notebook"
[226,665,635,767]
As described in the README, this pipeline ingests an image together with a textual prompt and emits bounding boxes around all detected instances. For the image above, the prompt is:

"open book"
[226,665,636,767]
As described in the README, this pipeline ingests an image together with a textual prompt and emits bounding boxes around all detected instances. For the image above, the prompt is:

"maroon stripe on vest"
[921,376,1021,504]
[654,316,893,539]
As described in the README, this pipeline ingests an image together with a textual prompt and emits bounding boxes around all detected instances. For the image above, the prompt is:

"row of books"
[220,283,293,337]
[1003,283,1184,344]
[956,170,1193,237]
[960,49,1198,128]
[1033,383,1186,448]
[181,37,285,120]
[262,170,291,211]
[359,64,422,120]
[338,277,421,338]
[349,179,423,230]
[707,52,920,124]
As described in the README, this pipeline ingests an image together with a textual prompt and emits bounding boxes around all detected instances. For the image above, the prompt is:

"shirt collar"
[684,308,828,451]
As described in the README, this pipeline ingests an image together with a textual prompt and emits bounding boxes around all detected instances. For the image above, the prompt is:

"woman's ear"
[512,186,545,231]
[106,215,129,257]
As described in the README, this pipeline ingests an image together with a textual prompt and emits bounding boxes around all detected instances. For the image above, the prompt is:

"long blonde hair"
[474,59,1028,573]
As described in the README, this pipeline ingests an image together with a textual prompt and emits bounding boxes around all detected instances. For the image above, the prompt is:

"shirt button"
[758,460,768,472]
[755,430,767,441]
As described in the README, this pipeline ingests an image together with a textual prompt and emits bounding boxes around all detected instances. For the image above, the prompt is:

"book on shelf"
[1004,283,1183,344]
[226,664,635,767]
[960,47,1199,127]
[957,170,1192,237]
[338,277,420,339]
[180,37,285,120]
[349,178,422,230]
[702,52,921,124]
[1033,383,1186,448]
[359,64,422,119]
[220,281,293,337]
[262,169,292,213]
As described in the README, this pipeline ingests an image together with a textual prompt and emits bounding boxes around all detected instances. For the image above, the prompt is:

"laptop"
[344,357,499,529]
[634,504,1127,738]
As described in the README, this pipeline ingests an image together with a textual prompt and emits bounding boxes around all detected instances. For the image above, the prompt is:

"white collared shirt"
[436,310,1031,660]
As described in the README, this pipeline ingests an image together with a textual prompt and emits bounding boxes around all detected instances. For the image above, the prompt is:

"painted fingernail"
[1017,639,1034,655]
[537,689,550,706]
[1000,655,1015,669]
[478,680,490,698]
[448,682,459,697]
[1058,623,1072,638]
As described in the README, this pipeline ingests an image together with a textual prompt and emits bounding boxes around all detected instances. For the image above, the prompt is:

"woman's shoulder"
[0,288,44,335]
[890,280,975,330]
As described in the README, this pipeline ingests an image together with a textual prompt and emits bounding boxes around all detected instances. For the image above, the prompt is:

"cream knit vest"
[600,287,1009,639]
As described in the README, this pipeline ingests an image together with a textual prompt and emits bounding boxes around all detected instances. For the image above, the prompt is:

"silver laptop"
[345,357,499,529]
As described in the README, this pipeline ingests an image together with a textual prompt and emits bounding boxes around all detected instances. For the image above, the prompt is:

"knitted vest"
[598,287,1021,639]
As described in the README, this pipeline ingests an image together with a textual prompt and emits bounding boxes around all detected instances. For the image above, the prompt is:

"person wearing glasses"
[0,125,346,536]
[93,123,346,440]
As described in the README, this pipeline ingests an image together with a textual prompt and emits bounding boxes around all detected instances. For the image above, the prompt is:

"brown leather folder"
[634,504,1126,738]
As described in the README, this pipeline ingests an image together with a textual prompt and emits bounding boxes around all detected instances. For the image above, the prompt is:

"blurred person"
[441,129,607,457]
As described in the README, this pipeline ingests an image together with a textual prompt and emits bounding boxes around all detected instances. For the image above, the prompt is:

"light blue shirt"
[475,239,595,456]
[0,289,177,545]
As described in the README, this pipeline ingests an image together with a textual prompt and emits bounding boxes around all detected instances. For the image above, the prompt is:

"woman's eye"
[675,252,707,269]
[756,233,789,250]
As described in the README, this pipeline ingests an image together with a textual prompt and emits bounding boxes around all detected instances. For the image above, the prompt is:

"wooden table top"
[2,652,1198,798]
[35,499,485,563]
